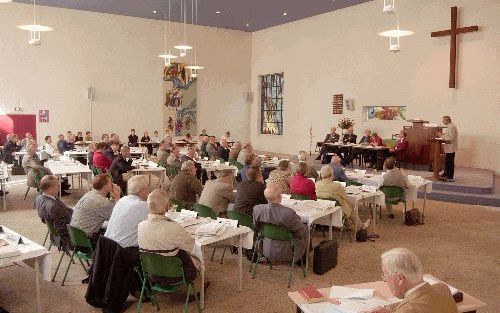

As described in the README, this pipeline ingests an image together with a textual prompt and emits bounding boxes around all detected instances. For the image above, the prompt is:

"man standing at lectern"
[438,116,458,181]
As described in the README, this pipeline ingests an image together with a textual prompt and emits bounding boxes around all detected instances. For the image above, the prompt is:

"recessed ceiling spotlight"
[216,11,221,14]
[283,12,287,16]
[153,10,157,14]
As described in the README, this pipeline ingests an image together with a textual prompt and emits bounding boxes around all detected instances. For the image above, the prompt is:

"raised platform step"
[418,189,500,207]
[430,167,494,195]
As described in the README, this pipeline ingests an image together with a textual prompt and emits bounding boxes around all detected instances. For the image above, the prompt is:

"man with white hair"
[362,248,458,313]
[138,189,202,288]
[329,155,349,182]
[181,146,202,179]
[199,169,235,215]
[237,142,253,164]
[104,175,149,248]
[167,145,182,171]
[217,138,230,161]
[253,184,307,263]
[170,160,203,209]
[229,141,242,161]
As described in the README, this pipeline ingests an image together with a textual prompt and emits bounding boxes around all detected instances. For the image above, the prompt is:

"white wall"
[0,3,251,142]
[251,0,500,173]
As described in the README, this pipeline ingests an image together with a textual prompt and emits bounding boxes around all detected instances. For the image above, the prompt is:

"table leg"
[422,184,428,224]
[238,234,243,291]
[305,225,311,269]
[354,203,359,233]
[2,180,6,212]
[200,249,205,309]
[329,213,333,240]
[35,258,41,313]
[58,176,61,198]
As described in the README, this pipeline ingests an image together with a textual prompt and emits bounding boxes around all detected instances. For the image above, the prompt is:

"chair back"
[380,186,405,204]
[290,193,310,200]
[33,169,45,188]
[171,198,186,212]
[346,180,363,187]
[259,222,292,242]
[228,158,237,166]
[234,162,244,170]
[46,220,59,237]
[165,164,179,178]
[67,225,93,250]
[193,203,217,219]
[227,211,253,229]
[90,165,102,176]
[140,252,184,280]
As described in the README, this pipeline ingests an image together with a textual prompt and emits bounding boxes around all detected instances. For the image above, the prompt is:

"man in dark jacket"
[2,134,21,164]
[35,175,73,249]
[233,166,267,216]
[109,146,135,193]
[216,139,230,161]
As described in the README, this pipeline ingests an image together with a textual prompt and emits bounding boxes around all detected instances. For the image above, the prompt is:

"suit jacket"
[170,171,204,207]
[199,179,235,214]
[233,180,267,216]
[330,163,349,182]
[392,283,458,313]
[253,203,307,262]
[109,154,134,186]
[383,168,409,189]
[442,123,458,153]
[359,135,370,144]
[342,133,357,144]
[324,132,340,144]
[35,194,73,248]
[207,143,218,160]
[290,173,317,200]
[217,146,230,161]
[22,153,51,187]
[127,134,139,147]
[2,140,20,164]
[200,142,209,158]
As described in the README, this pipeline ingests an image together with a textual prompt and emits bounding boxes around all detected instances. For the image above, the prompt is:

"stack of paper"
[194,222,226,237]
[424,276,459,295]
[361,185,377,193]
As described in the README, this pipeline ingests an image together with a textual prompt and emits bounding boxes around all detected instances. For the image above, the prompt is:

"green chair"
[136,252,201,313]
[60,225,93,286]
[214,211,254,264]
[234,162,244,170]
[171,198,187,212]
[46,221,67,282]
[228,158,237,166]
[251,223,306,288]
[193,203,217,219]
[24,168,45,200]
[346,180,363,187]
[379,186,407,217]
[290,193,311,200]
[164,164,179,179]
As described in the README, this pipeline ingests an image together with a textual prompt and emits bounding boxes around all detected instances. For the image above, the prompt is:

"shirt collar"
[148,213,167,221]
[43,193,57,200]
[404,281,427,298]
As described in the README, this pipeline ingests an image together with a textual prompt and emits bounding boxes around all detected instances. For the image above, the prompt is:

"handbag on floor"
[404,208,421,226]
[355,229,379,242]
[313,240,337,275]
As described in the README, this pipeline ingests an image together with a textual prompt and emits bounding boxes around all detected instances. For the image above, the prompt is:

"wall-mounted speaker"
[87,87,94,101]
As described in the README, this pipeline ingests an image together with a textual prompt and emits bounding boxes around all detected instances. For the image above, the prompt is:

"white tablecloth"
[281,199,343,228]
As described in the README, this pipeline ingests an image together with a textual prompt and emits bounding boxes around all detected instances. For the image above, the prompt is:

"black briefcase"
[313,240,338,275]
[11,165,25,175]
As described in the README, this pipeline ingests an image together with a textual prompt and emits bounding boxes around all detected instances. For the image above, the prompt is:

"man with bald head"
[252,184,308,263]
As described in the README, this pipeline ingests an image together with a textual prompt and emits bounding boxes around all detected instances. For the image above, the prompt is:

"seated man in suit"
[2,134,21,164]
[316,126,340,163]
[181,146,202,180]
[199,169,235,215]
[167,145,182,172]
[240,153,259,181]
[109,145,135,193]
[382,157,409,219]
[35,175,73,249]
[170,160,204,209]
[217,139,231,161]
[253,184,308,263]
[233,166,267,216]
[340,126,358,165]
[206,136,218,160]
[362,248,458,313]
[127,129,139,147]
[329,155,349,182]
[138,189,207,294]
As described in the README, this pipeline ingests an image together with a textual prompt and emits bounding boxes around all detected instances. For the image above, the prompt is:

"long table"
[44,160,92,197]
[288,274,486,313]
[165,212,254,309]
[326,143,389,169]
[0,164,10,211]
[345,185,385,232]
[0,226,51,313]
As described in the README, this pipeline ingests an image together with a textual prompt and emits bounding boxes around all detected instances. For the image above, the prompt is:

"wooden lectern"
[428,138,451,179]
[404,120,443,169]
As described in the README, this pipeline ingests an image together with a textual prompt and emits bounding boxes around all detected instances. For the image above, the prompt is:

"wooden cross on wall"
[431,6,479,88]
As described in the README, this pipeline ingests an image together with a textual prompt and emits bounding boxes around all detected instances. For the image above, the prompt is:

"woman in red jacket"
[92,142,113,172]
[290,162,317,200]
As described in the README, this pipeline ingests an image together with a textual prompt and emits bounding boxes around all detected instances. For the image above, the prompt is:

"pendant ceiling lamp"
[383,0,395,14]
[17,0,53,46]
[174,0,192,57]
[158,0,177,66]
[378,0,413,52]
[185,0,203,77]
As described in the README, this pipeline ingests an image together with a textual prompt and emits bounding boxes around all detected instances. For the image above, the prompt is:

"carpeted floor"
[0,177,499,313]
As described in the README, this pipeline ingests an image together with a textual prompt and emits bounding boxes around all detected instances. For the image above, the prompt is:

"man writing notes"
[316,126,340,163]
[361,247,457,313]
[438,116,458,181]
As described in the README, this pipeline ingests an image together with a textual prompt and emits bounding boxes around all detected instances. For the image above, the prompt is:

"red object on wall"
[0,114,37,145]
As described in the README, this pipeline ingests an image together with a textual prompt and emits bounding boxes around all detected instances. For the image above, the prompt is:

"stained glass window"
[260,73,284,135]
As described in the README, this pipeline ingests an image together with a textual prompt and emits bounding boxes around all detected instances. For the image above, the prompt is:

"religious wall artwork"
[366,106,407,121]
[260,73,284,135]
[332,94,343,114]
[431,6,479,88]
[162,62,197,136]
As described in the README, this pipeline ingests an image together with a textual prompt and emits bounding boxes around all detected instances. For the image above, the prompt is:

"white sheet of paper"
[180,209,198,217]
[217,217,238,228]
[329,286,374,299]
[423,276,459,295]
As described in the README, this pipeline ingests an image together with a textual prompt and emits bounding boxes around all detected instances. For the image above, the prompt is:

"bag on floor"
[405,208,421,226]
[313,240,337,275]
[355,229,379,242]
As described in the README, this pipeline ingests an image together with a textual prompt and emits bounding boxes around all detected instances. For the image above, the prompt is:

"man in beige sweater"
[362,247,458,313]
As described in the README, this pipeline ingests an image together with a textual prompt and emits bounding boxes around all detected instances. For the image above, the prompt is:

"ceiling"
[13,0,372,32]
